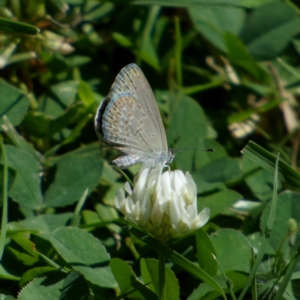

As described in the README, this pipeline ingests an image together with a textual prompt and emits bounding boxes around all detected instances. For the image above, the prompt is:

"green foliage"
[0,0,299,299]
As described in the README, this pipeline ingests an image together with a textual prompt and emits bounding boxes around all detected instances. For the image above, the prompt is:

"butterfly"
[94,63,174,169]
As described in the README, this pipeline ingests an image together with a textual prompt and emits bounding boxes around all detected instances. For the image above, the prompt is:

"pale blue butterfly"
[95,63,175,168]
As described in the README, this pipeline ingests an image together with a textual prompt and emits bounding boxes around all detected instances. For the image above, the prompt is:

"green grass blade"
[258,250,300,298]
[182,77,225,94]
[250,248,257,300]
[37,251,62,270]
[0,17,39,35]
[241,141,300,190]
[102,0,243,8]
[137,5,160,69]
[238,153,280,300]
[215,254,237,300]
[70,188,89,227]
[174,16,182,88]
[273,246,300,300]
[0,137,8,261]
[158,253,166,300]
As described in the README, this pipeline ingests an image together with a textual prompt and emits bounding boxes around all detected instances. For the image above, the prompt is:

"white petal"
[184,173,197,204]
[172,170,186,193]
[186,203,197,220]
[147,163,163,187]
[161,172,172,200]
[151,199,165,228]
[169,194,182,228]
[124,182,132,195]
[193,207,210,228]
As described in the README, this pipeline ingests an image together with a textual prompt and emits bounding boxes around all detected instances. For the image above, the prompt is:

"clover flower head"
[115,160,210,241]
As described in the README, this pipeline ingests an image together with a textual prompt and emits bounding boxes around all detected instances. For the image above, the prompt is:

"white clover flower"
[115,160,210,241]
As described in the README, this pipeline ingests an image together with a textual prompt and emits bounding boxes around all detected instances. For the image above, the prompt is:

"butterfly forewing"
[107,64,168,152]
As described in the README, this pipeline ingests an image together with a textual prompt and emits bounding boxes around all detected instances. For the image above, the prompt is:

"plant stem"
[174,16,182,88]
[0,137,8,261]
[158,253,165,300]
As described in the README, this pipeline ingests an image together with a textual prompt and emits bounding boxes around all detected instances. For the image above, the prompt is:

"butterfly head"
[153,150,175,166]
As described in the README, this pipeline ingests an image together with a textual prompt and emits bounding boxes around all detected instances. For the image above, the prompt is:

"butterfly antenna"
[170,147,215,153]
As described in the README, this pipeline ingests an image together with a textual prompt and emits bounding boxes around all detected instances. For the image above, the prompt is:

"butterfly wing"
[95,64,168,167]
[107,64,168,152]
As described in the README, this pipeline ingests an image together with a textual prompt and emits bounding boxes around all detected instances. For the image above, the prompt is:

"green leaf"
[167,93,208,170]
[1,115,42,161]
[167,93,207,142]
[48,0,69,13]
[0,17,39,35]
[17,271,90,300]
[21,112,49,138]
[83,3,114,21]
[48,103,84,137]
[66,55,91,68]
[50,81,78,107]
[198,189,242,218]
[0,294,15,300]
[112,32,133,47]
[94,202,120,233]
[277,57,300,82]
[138,41,161,72]
[193,157,242,193]
[224,32,268,81]
[189,6,245,52]
[211,229,251,273]
[105,0,242,7]
[226,271,248,292]
[38,96,64,118]
[0,80,30,131]
[240,2,300,60]
[10,233,39,259]
[16,213,73,240]
[141,258,180,300]
[260,191,300,252]
[7,247,38,267]
[51,227,117,288]
[196,229,218,277]
[81,210,102,227]
[3,145,43,210]
[0,263,20,280]
[23,103,84,139]
[110,258,157,299]
[78,80,95,107]
[241,141,300,191]
[245,169,281,202]
[194,139,227,169]
[20,266,57,287]
[44,154,103,207]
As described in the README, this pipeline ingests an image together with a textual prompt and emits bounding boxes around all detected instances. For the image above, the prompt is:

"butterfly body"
[95,63,174,168]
